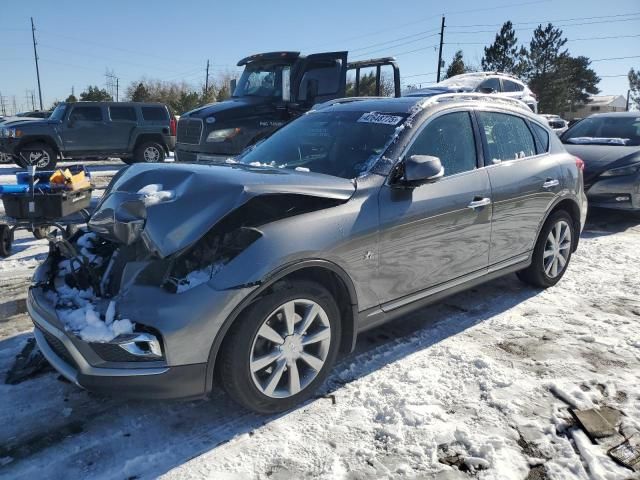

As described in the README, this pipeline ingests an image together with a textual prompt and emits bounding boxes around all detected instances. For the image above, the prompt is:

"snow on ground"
[0,209,639,480]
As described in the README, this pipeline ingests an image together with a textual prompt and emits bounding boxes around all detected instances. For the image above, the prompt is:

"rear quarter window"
[141,106,169,121]
[109,106,137,121]
[530,122,550,152]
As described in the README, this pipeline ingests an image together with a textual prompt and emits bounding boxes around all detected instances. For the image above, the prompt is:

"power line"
[448,11,640,28]
[349,28,440,54]
[445,33,640,45]
[351,33,439,59]
[447,16,640,34]
[591,55,640,62]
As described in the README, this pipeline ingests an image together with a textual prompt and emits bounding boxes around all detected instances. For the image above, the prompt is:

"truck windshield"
[233,63,287,99]
[235,110,407,179]
[49,104,67,122]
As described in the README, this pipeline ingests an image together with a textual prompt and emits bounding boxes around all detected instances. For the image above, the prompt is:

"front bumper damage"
[28,257,256,399]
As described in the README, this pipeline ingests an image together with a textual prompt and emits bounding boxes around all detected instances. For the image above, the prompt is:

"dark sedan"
[562,112,640,211]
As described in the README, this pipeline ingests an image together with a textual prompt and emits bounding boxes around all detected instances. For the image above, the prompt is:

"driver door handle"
[542,178,559,189]
[468,197,491,209]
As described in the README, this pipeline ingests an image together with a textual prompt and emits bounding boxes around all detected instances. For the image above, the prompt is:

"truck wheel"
[18,143,58,170]
[135,142,165,163]
[0,225,13,257]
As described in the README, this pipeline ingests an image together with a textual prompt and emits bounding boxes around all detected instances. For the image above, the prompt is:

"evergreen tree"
[216,84,230,101]
[130,82,151,102]
[346,72,394,96]
[481,21,527,75]
[444,50,468,79]
[65,94,77,103]
[629,68,640,110]
[79,85,112,102]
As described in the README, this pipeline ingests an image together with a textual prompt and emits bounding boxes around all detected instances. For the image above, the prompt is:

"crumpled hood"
[89,163,356,258]
[563,144,640,182]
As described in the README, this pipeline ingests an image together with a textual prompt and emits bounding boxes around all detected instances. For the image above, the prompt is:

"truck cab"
[175,51,400,163]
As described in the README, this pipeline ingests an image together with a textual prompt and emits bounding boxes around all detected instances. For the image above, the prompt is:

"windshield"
[229,110,407,179]
[49,104,67,122]
[233,63,289,99]
[563,115,640,146]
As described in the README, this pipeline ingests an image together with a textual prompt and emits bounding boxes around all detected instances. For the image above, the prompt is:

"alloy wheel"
[543,220,571,278]
[249,299,331,399]
[28,150,50,168]
[143,146,161,162]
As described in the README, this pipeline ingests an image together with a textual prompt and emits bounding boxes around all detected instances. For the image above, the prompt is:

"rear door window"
[478,111,537,161]
[69,106,103,122]
[141,106,169,121]
[503,80,524,92]
[109,106,137,121]
[406,111,477,176]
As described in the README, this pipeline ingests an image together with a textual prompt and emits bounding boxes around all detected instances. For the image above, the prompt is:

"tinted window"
[503,80,524,92]
[69,106,103,122]
[141,106,169,121]
[407,112,477,176]
[109,106,137,121]
[478,111,536,161]
[299,61,342,101]
[478,77,501,92]
[236,110,406,179]
[531,122,550,152]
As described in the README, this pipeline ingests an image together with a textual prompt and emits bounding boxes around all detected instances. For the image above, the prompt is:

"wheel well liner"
[205,259,359,394]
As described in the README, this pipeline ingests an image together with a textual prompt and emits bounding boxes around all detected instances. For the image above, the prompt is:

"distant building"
[563,95,628,119]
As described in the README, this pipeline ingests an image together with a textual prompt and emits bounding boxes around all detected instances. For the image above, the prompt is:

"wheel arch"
[133,133,169,153]
[16,136,60,156]
[205,259,359,394]
[539,196,582,252]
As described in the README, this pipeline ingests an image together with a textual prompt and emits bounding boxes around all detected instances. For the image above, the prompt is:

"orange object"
[49,168,91,190]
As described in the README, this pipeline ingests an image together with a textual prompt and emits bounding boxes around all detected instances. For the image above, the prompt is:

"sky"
[1,0,639,113]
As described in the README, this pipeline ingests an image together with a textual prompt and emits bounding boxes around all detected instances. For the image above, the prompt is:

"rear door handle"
[542,179,559,189]
[468,197,491,209]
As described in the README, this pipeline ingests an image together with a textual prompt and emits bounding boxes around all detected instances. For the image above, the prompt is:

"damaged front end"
[34,162,355,362]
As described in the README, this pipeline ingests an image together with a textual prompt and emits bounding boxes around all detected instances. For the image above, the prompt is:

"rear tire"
[0,225,13,257]
[17,143,57,170]
[134,142,165,163]
[218,280,341,414]
[517,210,575,288]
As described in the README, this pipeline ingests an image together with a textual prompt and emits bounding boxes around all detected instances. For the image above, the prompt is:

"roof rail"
[420,92,531,111]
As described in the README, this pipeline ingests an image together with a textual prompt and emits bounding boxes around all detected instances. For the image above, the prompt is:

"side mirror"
[403,155,444,186]
[478,86,496,94]
[306,78,319,104]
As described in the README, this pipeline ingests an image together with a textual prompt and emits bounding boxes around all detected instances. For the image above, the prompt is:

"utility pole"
[31,17,44,110]
[205,59,210,94]
[436,16,446,83]
[116,78,119,102]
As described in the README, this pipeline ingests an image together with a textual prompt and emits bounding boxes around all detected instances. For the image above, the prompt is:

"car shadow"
[0,272,541,479]
[581,207,640,238]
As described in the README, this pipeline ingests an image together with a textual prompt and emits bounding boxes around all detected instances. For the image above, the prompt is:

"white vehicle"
[405,72,538,113]
[540,114,568,136]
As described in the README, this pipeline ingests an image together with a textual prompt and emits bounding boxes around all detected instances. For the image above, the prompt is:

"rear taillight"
[574,156,584,171]
[170,118,177,136]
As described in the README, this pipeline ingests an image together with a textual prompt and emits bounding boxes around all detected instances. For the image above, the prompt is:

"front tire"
[218,280,341,413]
[0,225,13,257]
[17,143,57,170]
[134,142,165,163]
[518,210,575,288]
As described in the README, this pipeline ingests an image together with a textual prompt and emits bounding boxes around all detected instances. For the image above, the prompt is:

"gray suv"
[0,101,176,169]
[27,94,586,413]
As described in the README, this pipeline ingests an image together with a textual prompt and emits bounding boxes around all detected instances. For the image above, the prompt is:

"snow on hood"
[89,163,356,258]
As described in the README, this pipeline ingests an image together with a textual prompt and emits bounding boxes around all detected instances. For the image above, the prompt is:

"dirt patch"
[497,341,528,357]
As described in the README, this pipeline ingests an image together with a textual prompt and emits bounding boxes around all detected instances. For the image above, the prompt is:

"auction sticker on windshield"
[358,112,404,125]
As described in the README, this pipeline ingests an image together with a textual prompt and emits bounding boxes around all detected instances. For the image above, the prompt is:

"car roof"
[315,96,423,113]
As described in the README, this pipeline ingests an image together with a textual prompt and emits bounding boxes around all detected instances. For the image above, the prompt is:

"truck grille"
[177,118,203,144]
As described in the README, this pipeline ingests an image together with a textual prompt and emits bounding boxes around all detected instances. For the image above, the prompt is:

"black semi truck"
[175,51,400,163]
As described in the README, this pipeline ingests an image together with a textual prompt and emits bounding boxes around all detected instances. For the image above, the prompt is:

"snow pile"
[47,231,134,342]
[137,184,175,206]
